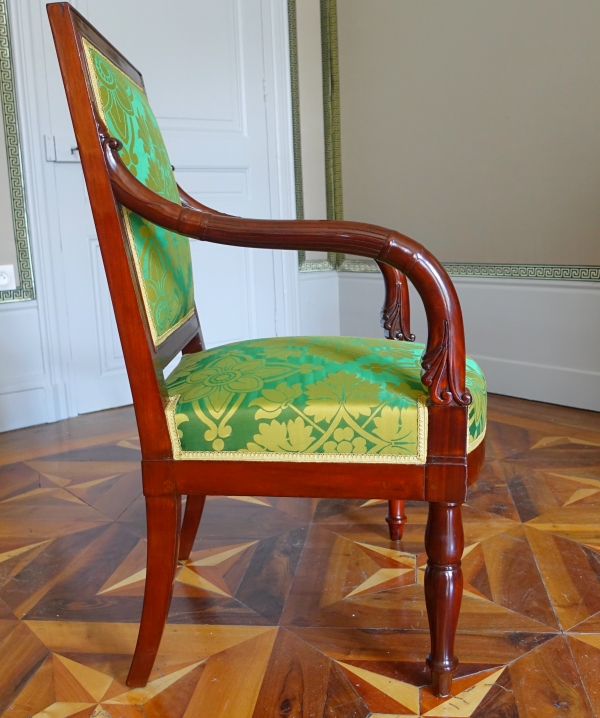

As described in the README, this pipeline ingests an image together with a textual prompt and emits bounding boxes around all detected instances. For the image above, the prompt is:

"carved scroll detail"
[376,261,414,342]
[421,320,471,406]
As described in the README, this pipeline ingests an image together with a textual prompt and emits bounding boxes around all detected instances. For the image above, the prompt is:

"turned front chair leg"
[386,499,407,541]
[127,494,181,687]
[424,502,464,698]
[178,495,206,560]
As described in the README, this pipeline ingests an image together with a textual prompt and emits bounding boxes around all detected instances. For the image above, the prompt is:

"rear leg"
[386,499,407,541]
[178,495,206,561]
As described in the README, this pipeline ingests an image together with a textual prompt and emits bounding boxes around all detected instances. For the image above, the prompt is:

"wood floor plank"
[182,629,277,717]
[0,622,50,713]
[251,628,330,717]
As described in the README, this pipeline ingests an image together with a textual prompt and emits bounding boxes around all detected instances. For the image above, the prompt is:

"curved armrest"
[104,137,470,406]
[177,183,229,217]
[376,261,414,342]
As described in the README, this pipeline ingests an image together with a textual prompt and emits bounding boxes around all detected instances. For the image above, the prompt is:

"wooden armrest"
[177,183,230,217]
[103,137,470,407]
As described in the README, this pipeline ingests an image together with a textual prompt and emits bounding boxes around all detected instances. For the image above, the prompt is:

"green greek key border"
[321,0,343,224]
[443,263,600,281]
[0,0,34,301]
[288,0,303,222]
[301,0,600,281]
[338,257,600,282]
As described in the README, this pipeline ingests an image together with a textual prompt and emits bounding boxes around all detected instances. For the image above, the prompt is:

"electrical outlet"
[0,264,16,291]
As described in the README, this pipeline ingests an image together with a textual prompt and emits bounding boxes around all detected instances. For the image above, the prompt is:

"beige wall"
[337,0,600,265]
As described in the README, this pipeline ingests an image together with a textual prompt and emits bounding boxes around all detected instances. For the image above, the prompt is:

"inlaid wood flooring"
[1,394,600,717]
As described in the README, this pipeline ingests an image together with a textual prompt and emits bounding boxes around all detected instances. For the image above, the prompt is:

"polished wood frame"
[47,2,485,698]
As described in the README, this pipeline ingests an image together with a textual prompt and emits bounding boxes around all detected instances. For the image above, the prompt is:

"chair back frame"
[49,3,200,460]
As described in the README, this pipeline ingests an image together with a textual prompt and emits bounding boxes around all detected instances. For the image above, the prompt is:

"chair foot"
[178,495,206,560]
[429,664,455,699]
[386,499,407,541]
[424,502,463,699]
[127,495,181,688]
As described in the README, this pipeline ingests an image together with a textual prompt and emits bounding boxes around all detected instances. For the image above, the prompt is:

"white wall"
[339,272,600,412]
[298,271,340,336]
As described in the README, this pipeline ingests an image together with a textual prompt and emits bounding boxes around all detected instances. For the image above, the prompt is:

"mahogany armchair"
[48,2,487,699]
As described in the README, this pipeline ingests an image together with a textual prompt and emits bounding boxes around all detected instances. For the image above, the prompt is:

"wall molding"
[440,263,600,282]
[0,0,35,301]
[320,0,342,223]
[287,0,303,221]
[338,257,600,282]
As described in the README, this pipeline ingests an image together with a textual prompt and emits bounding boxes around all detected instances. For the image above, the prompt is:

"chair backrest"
[84,40,195,346]
[48,3,200,457]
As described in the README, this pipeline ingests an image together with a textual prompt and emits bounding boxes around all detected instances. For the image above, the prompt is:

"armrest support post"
[376,261,414,342]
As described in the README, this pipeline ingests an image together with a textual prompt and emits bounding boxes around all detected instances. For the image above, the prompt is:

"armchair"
[48,2,486,699]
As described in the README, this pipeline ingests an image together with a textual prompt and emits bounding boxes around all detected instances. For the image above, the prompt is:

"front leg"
[424,502,464,698]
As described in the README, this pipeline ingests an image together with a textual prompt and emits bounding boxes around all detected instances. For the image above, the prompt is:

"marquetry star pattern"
[1,397,600,715]
[98,540,259,598]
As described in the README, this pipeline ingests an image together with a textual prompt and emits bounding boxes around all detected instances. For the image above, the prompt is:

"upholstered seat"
[166,336,486,462]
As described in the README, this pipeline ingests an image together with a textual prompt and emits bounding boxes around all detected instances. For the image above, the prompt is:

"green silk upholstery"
[84,41,195,345]
[165,337,487,463]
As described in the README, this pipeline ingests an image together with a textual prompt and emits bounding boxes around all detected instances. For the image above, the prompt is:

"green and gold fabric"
[83,41,195,345]
[165,336,486,464]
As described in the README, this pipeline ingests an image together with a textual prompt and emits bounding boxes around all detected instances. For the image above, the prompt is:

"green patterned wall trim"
[338,258,600,282]
[84,41,196,344]
[287,0,304,222]
[0,0,34,302]
[298,251,339,272]
[442,264,600,282]
[338,258,379,273]
[321,0,343,223]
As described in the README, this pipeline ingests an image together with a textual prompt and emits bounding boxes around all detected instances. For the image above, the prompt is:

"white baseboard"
[0,387,49,432]
[339,273,600,412]
[0,301,58,432]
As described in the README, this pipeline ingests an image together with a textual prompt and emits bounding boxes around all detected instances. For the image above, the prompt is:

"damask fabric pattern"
[83,41,195,345]
[165,336,486,463]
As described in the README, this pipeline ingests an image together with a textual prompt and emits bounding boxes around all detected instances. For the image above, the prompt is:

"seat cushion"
[165,336,486,464]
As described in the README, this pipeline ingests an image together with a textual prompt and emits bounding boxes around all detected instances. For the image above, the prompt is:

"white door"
[42,0,295,415]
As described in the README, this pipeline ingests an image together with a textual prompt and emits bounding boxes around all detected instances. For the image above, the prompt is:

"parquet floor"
[1,394,600,717]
